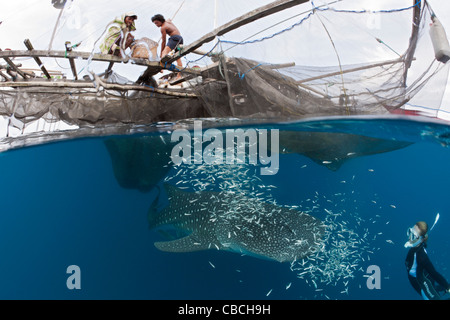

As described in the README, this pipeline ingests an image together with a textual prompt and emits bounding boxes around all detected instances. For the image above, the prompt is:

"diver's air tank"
[429,15,450,63]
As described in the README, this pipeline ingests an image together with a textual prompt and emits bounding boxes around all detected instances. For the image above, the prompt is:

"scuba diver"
[405,219,450,300]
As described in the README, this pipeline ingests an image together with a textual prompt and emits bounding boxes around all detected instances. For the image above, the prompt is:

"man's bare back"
[161,20,180,37]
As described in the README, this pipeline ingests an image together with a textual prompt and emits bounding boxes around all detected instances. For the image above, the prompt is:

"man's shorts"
[167,35,184,50]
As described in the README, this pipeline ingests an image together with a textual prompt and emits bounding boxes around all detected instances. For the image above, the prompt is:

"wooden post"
[68,57,78,80]
[104,62,115,79]
[24,39,52,79]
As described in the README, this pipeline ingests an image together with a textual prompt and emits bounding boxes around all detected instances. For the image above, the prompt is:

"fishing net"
[0,0,448,148]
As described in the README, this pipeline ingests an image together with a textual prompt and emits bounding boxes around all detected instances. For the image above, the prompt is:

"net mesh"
[0,0,448,149]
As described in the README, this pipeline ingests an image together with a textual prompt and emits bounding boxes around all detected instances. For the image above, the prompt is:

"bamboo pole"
[297,83,330,98]
[92,73,197,97]
[266,62,296,69]
[0,78,198,98]
[296,58,405,84]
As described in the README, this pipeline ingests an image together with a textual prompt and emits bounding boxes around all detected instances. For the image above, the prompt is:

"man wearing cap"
[100,12,137,57]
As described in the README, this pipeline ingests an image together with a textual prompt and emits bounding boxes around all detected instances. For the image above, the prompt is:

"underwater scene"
[0,115,449,300]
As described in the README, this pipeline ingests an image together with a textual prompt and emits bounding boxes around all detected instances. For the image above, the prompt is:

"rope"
[157,0,186,46]
[212,0,422,88]
[48,1,69,51]
[375,38,402,57]
[220,11,314,47]
[315,12,349,115]
[221,0,343,54]
[217,0,421,49]
[311,0,422,14]
[238,63,264,79]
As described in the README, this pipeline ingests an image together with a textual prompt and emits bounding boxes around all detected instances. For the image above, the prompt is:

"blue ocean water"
[0,116,449,300]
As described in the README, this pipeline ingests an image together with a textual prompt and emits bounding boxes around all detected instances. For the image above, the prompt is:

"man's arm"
[160,27,167,57]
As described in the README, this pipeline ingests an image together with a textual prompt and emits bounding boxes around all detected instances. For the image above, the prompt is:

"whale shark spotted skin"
[149,184,325,262]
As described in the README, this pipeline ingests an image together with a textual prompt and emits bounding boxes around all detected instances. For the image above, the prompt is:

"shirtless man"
[151,14,183,70]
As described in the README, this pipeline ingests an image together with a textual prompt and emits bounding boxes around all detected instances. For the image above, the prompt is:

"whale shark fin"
[154,231,219,253]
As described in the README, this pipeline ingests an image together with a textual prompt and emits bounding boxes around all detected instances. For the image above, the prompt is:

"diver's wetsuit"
[405,243,449,300]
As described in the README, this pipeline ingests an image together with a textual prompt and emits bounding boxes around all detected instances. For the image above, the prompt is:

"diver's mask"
[404,226,423,248]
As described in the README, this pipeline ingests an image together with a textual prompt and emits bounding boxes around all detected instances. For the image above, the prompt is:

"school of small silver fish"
[162,142,389,299]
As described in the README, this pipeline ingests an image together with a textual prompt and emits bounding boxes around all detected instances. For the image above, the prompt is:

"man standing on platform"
[151,14,183,73]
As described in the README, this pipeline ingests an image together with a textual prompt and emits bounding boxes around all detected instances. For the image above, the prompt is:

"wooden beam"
[0,49,162,69]
[0,70,11,81]
[0,79,198,98]
[24,39,52,79]
[93,74,198,97]
[0,49,28,79]
[0,81,96,89]
[169,74,194,86]
[162,0,310,64]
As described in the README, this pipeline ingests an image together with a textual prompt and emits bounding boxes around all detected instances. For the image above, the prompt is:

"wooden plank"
[24,39,52,79]
[162,0,309,64]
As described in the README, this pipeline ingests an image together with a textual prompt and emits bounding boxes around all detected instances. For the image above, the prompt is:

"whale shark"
[104,131,412,194]
[148,184,325,262]
[104,135,174,192]
[276,131,413,171]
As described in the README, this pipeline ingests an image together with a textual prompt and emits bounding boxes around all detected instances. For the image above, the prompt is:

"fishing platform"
[0,0,310,93]
[0,0,448,148]
[0,41,203,96]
